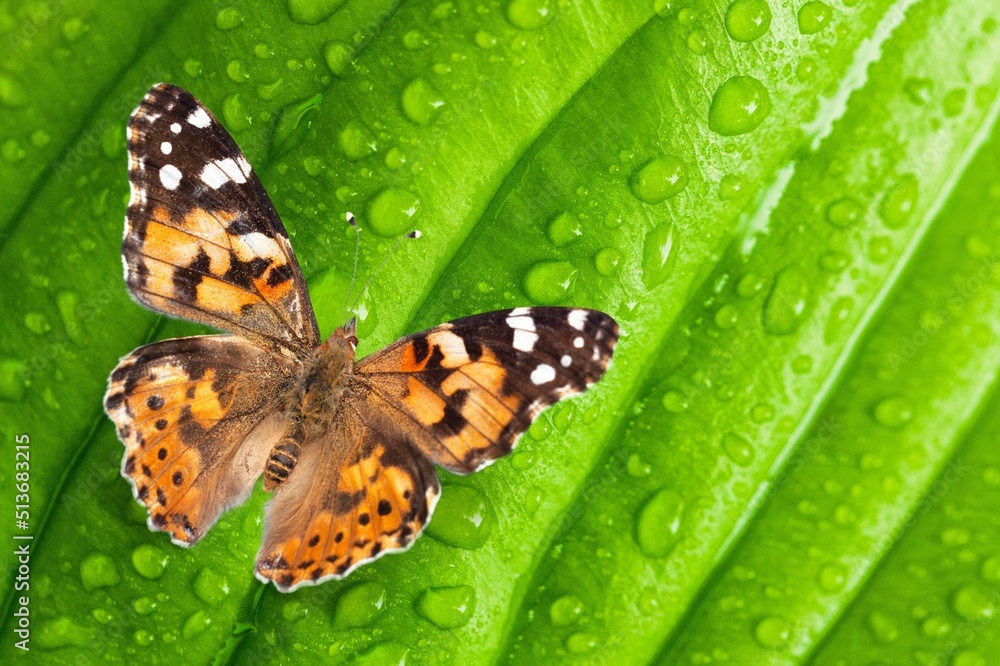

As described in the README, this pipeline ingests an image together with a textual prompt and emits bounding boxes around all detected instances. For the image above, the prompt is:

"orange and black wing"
[255,400,439,592]
[104,335,293,545]
[355,307,619,473]
[122,83,319,354]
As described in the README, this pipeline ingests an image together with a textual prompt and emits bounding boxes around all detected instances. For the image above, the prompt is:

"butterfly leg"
[264,420,304,491]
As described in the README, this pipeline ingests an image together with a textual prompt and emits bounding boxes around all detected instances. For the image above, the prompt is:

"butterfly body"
[106,83,619,591]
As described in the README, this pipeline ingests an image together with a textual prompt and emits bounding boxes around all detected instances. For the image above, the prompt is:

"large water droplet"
[523,260,577,304]
[367,188,420,237]
[415,585,476,628]
[641,221,678,289]
[334,581,387,628]
[547,211,581,247]
[762,266,809,334]
[339,120,376,161]
[286,0,346,25]
[550,594,585,626]
[594,247,623,276]
[630,155,688,204]
[798,1,833,34]
[193,567,230,607]
[401,77,444,125]
[880,175,918,228]
[80,552,120,591]
[425,485,495,549]
[635,488,684,557]
[709,76,771,136]
[131,544,169,580]
[221,93,251,133]
[725,0,772,42]
[506,0,552,30]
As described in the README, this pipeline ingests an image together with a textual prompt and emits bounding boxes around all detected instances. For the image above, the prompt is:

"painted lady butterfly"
[104,83,619,592]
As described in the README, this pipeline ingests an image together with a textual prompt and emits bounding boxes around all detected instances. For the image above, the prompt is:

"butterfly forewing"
[356,307,619,474]
[123,83,319,353]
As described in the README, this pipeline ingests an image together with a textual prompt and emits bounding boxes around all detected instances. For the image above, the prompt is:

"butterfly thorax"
[263,327,357,491]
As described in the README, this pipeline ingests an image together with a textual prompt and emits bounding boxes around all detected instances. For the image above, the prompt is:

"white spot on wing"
[573,336,584,348]
[512,329,538,352]
[216,157,247,184]
[561,355,572,367]
[530,363,556,385]
[506,315,535,332]
[187,107,212,128]
[592,346,601,361]
[568,309,588,331]
[170,122,182,134]
[159,164,182,190]
[236,154,253,178]
[160,141,172,155]
[510,307,531,317]
[200,162,228,189]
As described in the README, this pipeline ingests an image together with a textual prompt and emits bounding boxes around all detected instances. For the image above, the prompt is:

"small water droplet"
[880,175,918,228]
[641,221,678,289]
[818,563,847,591]
[547,211,581,247]
[475,30,498,49]
[334,581,386,628]
[222,93,250,133]
[523,260,577,304]
[867,610,898,643]
[0,73,28,107]
[62,17,88,42]
[131,544,169,580]
[510,450,536,470]
[873,396,912,428]
[506,0,552,30]
[216,7,244,30]
[635,489,684,557]
[35,617,93,650]
[524,485,544,515]
[80,552,120,591]
[192,567,230,607]
[754,615,790,648]
[762,266,809,334]
[719,173,747,199]
[184,59,203,78]
[401,77,444,125]
[367,188,420,237]
[594,247,623,276]
[825,197,864,228]
[0,359,28,402]
[627,453,652,478]
[725,0,772,42]
[630,155,688,204]
[182,611,211,639]
[722,432,754,466]
[823,296,854,344]
[798,1,833,34]
[953,584,995,620]
[133,597,157,615]
[980,555,1000,582]
[709,76,771,136]
[714,304,739,329]
[687,30,711,55]
[425,485,495,549]
[819,251,850,272]
[565,633,597,654]
[269,93,323,160]
[323,41,354,76]
[903,77,933,105]
[286,0,346,25]
[2,138,25,163]
[550,594,585,626]
[415,585,476,628]
[661,390,688,413]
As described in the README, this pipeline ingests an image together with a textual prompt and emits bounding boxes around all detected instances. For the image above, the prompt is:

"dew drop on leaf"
[339,120,376,161]
[366,187,420,237]
[323,41,354,76]
[523,260,577,304]
[222,93,250,133]
[872,396,912,428]
[182,611,211,639]
[980,555,1000,583]
[798,1,833,34]
[661,390,688,413]
[709,76,771,136]
[687,30,710,55]
[506,0,552,30]
[952,584,995,620]
[35,617,93,650]
[725,0,772,43]
[2,138,25,163]
[867,610,898,643]
[627,453,653,478]
[818,563,847,591]
[550,594,585,626]
[133,596,157,615]
[754,615,790,648]
[510,450,536,470]
[825,197,864,228]
[953,651,988,666]
[0,72,28,107]
[286,0,346,25]
[524,485,544,515]
[635,488,684,557]
[192,567,230,607]
[565,632,597,654]
[0,359,28,402]
[425,485,495,549]
[823,296,854,344]
[719,173,748,199]
[282,599,309,623]
[401,77,445,125]
[131,543,169,580]
[880,174,919,228]
[641,221,678,289]
[630,155,688,204]
[215,7,244,30]
[80,552,120,591]
[547,211,581,247]
[722,432,754,466]
[415,585,476,628]
[762,266,809,335]
[594,247,623,276]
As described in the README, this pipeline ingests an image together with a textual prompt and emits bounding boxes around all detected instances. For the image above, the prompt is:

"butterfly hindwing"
[255,401,440,592]
[104,335,293,545]
[356,307,619,473]
[123,83,319,353]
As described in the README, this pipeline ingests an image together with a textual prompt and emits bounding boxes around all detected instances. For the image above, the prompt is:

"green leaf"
[2,0,1000,663]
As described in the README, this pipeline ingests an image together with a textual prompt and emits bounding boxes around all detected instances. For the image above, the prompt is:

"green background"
[2,0,1000,663]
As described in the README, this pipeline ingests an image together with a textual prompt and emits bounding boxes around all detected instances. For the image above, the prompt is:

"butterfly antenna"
[342,212,361,323]
[348,228,422,315]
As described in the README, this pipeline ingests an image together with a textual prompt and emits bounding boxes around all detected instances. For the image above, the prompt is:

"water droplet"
[402,29,428,50]
[867,610,898,643]
[385,146,407,170]
[627,453,652,478]
[366,187,420,238]
[475,30,498,49]
[0,359,27,402]
[31,129,50,148]
[566,633,597,654]
[725,0,772,42]
[661,390,688,413]
[507,0,552,30]
[709,76,771,136]
[401,77,444,125]
[286,0,346,25]
[980,555,1000,582]
[635,488,684,557]
[954,650,987,666]
[943,88,966,117]
[2,138,25,163]
[80,552,120,591]
[873,396,912,428]
[425,485,495,549]
[826,197,864,228]
[818,563,847,591]
[133,597,157,615]
[714,304,739,329]
[182,611,211,639]
[333,581,386,628]
[323,41,354,76]
[221,93,250,133]
[553,402,575,433]
[523,260,577,304]
[722,432,754,466]
[62,17,88,42]
[719,173,747,199]
[798,1,833,34]
[338,120,376,161]
[216,7,244,30]
[922,615,952,638]
[547,212,581,247]
[652,0,675,18]
[762,266,809,334]
[868,236,892,263]
[642,221,678,289]
[880,175,918,228]
[549,594,585,626]
[687,30,711,55]
[630,155,688,204]
[0,73,28,107]
[594,247,623,276]
[823,296,854,344]
[35,617,93,650]
[131,544,169,580]
[953,584,995,620]
[416,585,476,628]
[184,58,203,78]
[352,642,409,664]
[256,78,284,101]
[754,616,790,648]
[819,251,850,272]
[193,567,230,607]
[269,93,323,160]
[903,77,933,105]
[524,485,544,515]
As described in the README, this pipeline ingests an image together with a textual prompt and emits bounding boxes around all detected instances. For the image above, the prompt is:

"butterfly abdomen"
[264,423,303,492]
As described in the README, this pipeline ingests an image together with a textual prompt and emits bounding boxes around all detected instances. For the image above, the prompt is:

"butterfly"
[103,83,619,592]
